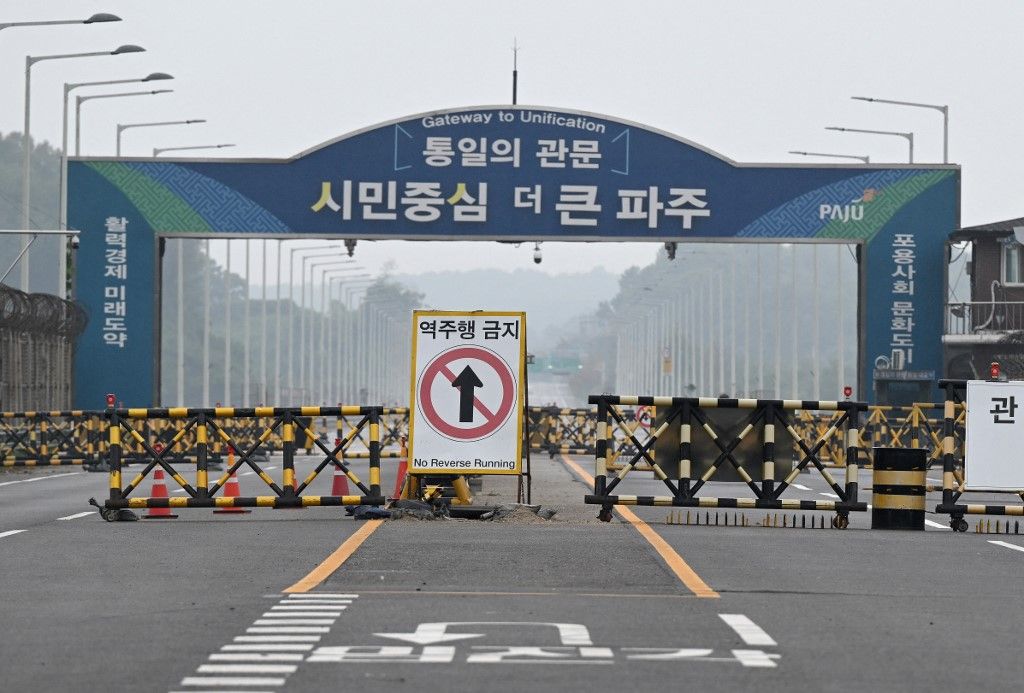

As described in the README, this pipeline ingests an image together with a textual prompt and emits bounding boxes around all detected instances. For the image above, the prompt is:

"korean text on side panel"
[889,233,915,368]
[102,217,128,348]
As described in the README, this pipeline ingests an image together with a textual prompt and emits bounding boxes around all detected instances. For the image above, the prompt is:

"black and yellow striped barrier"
[0,409,104,466]
[94,405,384,520]
[585,394,869,528]
[935,379,1024,532]
[871,448,926,530]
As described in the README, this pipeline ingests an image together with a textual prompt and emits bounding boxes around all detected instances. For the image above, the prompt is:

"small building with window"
[944,216,1024,380]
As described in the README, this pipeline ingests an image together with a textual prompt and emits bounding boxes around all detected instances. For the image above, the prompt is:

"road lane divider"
[560,454,717,599]
[0,529,27,539]
[56,511,94,521]
[283,522,383,593]
[0,471,81,487]
[988,540,1024,554]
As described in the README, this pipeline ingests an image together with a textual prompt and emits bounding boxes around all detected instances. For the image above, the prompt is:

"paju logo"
[819,188,882,222]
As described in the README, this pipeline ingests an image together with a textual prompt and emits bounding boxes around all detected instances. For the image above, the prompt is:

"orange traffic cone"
[143,467,178,519]
[331,463,351,497]
[391,440,408,500]
[213,447,250,514]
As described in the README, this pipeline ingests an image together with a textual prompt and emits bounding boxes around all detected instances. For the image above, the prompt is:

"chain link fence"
[0,283,87,411]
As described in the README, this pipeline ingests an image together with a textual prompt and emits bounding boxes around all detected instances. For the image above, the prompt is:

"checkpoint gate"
[68,106,959,408]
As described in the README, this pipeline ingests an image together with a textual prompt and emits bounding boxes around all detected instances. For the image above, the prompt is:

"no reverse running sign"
[408,311,526,475]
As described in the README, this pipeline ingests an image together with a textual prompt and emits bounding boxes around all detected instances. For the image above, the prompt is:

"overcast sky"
[1,0,1021,277]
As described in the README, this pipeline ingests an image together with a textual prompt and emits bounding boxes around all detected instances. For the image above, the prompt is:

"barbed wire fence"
[0,283,87,410]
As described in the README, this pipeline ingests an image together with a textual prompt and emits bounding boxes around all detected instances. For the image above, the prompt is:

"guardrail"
[93,405,385,520]
[584,395,869,528]
[934,380,1024,532]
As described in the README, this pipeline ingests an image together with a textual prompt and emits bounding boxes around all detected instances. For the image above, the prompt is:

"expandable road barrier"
[93,405,385,521]
[585,395,869,528]
[0,410,104,466]
[935,380,1024,532]
[527,406,598,457]
[871,448,926,530]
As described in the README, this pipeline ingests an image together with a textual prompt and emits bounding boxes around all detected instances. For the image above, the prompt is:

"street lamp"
[852,96,949,164]
[72,73,174,155]
[789,150,870,164]
[153,144,235,157]
[825,126,914,163]
[0,13,121,32]
[116,119,205,156]
[20,43,145,292]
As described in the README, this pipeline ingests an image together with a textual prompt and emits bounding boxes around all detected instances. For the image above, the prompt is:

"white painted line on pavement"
[0,529,27,539]
[222,644,314,651]
[925,519,951,530]
[252,619,336,626]
[989,540,1024,553]
[179,676,286,687]
[0,472,80,488]
[262,611,342,618]
[56,511,94,521]
[246,627,331,634]
[209,653,304,662]
[239,472,256,477]
[792,484,812,491]
[719,614,777,646]
[234,635,321,643]
[820,492,840,499]
[285,593,358,599]
[732,649,781,668]
[196,664,297,674]
[271,604,348,610]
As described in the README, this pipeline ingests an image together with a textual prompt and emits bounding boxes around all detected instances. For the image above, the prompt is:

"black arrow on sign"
[451,365,484,423]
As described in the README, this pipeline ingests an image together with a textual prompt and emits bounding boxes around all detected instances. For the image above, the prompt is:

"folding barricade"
[935,379,1024,532]
[585,395,869,528]
[0,410,103,466]
[528,406,597,457]
[95,405,384,520]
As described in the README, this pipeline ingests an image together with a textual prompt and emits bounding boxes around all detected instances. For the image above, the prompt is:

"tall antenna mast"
[512,38,519,105]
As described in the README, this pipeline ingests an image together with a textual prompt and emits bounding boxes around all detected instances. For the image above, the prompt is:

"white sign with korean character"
[408,310,526,475]
[965,380,1024,489]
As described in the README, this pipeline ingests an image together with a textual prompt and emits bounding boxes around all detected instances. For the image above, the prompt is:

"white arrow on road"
[374,622,594,646]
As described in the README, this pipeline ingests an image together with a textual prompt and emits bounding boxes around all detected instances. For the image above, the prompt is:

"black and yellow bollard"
[871,447,926,530]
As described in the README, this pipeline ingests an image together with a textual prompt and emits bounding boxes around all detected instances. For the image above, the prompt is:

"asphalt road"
[1,453,1022,692]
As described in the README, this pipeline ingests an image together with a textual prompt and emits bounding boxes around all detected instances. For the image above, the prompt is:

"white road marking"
[286,593,358,599]
[196,664,297,674]
[252,619,335,626]
[208,653,304,662]
[223,644,314,652]
[0,472,80,488]
[264,466,277,471]
[272,600,351,606]
[173,489,188,493]
[56,511,94,521]
[271,604,348,610]
[792,484,812,491]
[234,635,321,643]
[989,540,1024,553]
[179,676,286,686]
[925,519,951,530]
[719,614,777,646]
[732,649,781,668]
[239,472,256,477]
[0,529,27,539]
[819,492,840,499]
[246,627,331,634]
[262,611,342,618]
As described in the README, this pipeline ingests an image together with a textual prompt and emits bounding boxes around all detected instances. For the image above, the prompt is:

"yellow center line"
[283,519,384,593]
[560,454,719,599]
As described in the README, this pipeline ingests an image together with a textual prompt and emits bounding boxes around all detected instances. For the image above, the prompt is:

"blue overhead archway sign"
[68,105,958,407]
